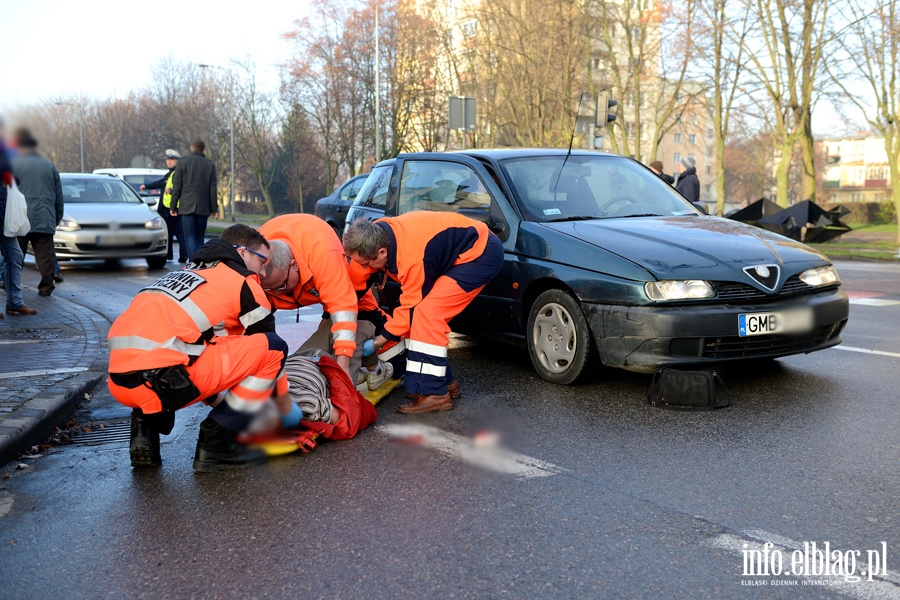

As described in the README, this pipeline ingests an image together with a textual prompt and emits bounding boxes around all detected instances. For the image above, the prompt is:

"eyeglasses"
[274,262,295,292]
[233,245,268,266]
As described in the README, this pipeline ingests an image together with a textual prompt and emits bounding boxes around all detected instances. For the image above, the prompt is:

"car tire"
[526,289,595,385]
[146,256,168,270]
[331,224,343,241]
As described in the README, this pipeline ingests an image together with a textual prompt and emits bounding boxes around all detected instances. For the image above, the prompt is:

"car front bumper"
[584,288,850,373]
[53,228,168,260]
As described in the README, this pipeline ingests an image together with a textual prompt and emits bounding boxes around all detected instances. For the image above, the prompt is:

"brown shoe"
[397,393,453,414]
[406,380,461,401]
[6,306,38,316]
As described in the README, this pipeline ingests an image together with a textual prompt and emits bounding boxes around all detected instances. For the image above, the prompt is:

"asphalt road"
[0,258,898,599]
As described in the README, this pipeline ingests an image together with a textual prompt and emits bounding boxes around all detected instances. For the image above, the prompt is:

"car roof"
[395,148,620,161]
[92,168,168,175]
[62,173,135,179]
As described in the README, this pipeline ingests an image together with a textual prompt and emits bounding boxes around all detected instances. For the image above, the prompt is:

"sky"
[0,0,314,112]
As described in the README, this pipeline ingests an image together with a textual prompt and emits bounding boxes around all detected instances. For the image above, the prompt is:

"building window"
[707,127,714,138]
[690,115,698,125]
[461,20,477,38]
[674,133,682,144]
[706,147,713,157]
[674,152,681,163]
[689,134,696,145]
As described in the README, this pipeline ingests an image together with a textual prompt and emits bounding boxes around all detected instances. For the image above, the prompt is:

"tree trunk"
[775,142,793,207]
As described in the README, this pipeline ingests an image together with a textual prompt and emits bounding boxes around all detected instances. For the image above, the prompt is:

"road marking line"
[0,367,89,380]
[833,346,900,359]
[378,423,566,480]
[707,530,900,599]
[0,492,13,519]
[849,298,900,306]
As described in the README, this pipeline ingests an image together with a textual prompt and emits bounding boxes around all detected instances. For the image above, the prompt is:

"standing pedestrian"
[342,212,504,413]
[675,156,700,203]
[170,140,217,260]
[141,149,188,263]
[107,224,303,472]
[649,160,675,185]
[1,118,36,316]
[12,129,63,298]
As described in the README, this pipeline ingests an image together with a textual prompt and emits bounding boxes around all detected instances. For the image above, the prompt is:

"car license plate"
[95,234,135,247]
[739,309,813,337]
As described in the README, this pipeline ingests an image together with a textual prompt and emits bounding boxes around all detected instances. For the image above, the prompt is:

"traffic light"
[595,95,618,127]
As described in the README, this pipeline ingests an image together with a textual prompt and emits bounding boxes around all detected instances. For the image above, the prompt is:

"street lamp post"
[199,64,236,221]
[55,101,84,172]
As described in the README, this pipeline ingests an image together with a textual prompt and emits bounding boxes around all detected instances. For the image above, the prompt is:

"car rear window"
[61,178,144,203]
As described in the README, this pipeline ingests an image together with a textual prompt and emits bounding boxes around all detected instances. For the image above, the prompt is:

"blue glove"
[281,403,303,429]
[362,339,376,357]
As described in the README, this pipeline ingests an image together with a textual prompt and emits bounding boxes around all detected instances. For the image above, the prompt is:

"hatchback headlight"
[144,216,164,230]
[799,265,839,287]
[645,280,715,301]
[56,218,81,232]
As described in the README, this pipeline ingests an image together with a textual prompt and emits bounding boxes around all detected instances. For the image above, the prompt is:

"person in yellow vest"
[141,149,188,263]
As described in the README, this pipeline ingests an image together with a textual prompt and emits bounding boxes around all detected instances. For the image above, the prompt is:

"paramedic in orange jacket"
[343,213,504,413]
[257,214,364,381]
[107,225,302,472]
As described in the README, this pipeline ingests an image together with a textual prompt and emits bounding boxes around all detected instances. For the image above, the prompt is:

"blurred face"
[347,247,388,270]
[235,244,269,278]
[260,260,298,294]
[166,158,178,168]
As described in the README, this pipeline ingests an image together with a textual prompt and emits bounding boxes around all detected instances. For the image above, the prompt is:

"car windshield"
[500,155,699,222]
[62,178,144,204]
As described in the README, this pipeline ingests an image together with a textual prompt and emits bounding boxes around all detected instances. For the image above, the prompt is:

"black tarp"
[729,199,852,243]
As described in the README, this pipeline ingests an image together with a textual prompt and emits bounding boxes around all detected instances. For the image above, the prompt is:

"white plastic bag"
[3,181,30,237]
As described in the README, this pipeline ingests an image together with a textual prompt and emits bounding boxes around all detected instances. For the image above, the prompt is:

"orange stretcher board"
[248,377,403,456]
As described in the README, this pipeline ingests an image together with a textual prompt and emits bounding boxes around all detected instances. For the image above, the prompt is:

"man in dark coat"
[675,156,700,203]
[170,140,217,260]
[649,160,675,185]
[12,130,63,297]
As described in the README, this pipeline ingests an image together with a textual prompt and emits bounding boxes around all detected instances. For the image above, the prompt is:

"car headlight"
[799,265,839,287]
[144,216,164,230]
[56,218,81,232]
[645,280,715,301]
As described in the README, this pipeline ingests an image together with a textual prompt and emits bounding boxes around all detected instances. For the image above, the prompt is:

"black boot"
[130,409,161,467]
[192,417,267,472]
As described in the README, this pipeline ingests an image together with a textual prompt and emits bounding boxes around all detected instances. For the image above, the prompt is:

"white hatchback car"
[56,174,169,269]
[93,167,168,210]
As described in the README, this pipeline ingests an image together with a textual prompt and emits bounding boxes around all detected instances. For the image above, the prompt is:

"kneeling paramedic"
[343,213,503,413]
[107,224,304,471]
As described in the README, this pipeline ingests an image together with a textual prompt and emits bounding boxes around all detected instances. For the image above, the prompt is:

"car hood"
[543,215,829,281]
[64,202,157,225]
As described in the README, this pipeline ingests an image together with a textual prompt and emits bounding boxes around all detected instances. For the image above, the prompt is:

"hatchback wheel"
[146,256,168,269]
[526,289,595,385]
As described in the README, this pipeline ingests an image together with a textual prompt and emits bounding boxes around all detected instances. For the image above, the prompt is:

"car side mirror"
[692,201,708,215]
[458,207,508,237]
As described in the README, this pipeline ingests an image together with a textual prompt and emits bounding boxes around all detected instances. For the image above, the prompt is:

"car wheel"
[526,289,595,385]
[331,224,343,241]
[146,256,168,270]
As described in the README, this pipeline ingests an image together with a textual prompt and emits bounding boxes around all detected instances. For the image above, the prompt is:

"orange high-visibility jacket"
[375,212,491,342]
[108,240,276,373]
[258,214,358,358]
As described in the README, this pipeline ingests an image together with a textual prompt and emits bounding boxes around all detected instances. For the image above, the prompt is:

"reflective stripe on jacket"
[259,214,359,357]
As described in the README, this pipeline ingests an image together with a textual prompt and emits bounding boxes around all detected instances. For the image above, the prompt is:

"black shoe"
[178,257,188,263]
[38,290,52,297]
[53,274,64,283]
[192,417,267,472]
[130,409,161,467]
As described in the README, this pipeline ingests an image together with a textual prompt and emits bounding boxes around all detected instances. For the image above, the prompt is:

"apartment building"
[818,133,893,203]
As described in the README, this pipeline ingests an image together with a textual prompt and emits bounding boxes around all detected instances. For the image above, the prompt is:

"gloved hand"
[362,339,376,357]
[281,403,303,429]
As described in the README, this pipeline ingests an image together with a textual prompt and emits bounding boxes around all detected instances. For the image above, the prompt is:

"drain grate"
[71,421,131,447]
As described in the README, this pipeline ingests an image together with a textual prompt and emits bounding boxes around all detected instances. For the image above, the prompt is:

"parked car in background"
[315,174,368,238]
[344,149,849,384]
[54,174,168,269]
[93,168,168,211]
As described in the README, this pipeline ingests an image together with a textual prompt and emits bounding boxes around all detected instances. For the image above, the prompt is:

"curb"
[0,371,105,468]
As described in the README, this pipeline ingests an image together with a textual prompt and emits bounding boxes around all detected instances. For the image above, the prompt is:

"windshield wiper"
[544,215,598,223]
[617,213,663,218]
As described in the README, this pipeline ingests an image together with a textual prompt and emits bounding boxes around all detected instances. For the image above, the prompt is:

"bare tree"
[830,0,900,243]
[740,0,831,207]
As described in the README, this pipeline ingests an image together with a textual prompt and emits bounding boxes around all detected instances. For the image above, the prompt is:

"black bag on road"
[647,368,733,411]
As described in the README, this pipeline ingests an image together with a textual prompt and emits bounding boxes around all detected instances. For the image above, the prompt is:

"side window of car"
[398,161,490,214]
[348,177,365,200]
[338,181,353,201]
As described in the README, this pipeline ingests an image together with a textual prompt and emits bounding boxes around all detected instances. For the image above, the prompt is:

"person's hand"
[362,339,376,357]
[211,213,217,219]
[170,209,177,217]
[139,184,146,190]
[335,354,352,380]
[281,403,303,429]
[165,187,172,194]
